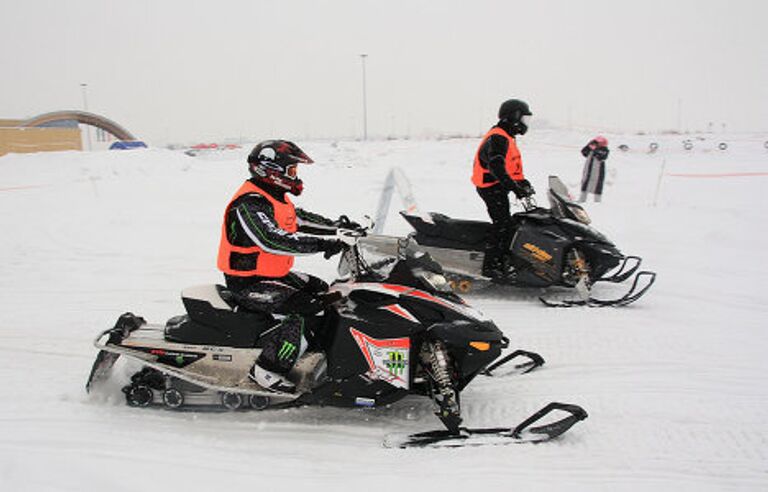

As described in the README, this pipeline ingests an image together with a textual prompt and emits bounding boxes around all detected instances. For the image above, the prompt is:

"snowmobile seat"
[401,212,491,250]
[164,284,276,348]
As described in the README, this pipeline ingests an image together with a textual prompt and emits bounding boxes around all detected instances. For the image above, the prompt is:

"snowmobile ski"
[383,402,588,448]
[595,255,642,284]
[481,349,545,377]
[540,270,656,308]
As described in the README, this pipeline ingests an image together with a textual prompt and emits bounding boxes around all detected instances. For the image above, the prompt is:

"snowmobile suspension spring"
[427,341,453,397]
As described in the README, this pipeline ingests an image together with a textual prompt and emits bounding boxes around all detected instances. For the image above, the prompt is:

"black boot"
[482,252,508,279]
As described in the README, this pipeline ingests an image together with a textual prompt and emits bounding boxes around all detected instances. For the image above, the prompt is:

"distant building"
[0,111,138,157]
[0,118,82,156]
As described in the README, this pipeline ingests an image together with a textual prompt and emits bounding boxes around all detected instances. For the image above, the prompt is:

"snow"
[1,131,767,491]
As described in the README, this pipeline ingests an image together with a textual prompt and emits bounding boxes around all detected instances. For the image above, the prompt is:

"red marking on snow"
[0,184,46,192]
[667,172,768,178]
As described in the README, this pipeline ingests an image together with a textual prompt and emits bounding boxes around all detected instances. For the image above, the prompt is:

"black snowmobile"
[361,176,655,307]
[86,240,587,448]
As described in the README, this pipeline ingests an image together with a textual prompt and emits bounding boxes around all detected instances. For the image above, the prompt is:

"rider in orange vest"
[219,140,354,393]
[472,99,536,279]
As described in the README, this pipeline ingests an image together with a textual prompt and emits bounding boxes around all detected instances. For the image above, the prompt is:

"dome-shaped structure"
[21,110,136,141]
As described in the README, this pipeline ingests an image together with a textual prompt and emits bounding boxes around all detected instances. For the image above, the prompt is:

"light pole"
[80,83,92,151]
[360,54,368,141]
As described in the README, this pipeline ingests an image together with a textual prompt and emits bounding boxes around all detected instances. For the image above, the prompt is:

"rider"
[471,99,536,279]
[217,139,352,393]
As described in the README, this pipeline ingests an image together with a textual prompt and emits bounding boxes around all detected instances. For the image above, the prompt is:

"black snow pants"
[580,157,606,196]
[225,271,329,374]
[476,185,516,273]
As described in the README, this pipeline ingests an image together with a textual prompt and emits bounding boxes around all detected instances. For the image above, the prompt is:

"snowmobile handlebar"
[519,195,537,211]
[336,228,365,246]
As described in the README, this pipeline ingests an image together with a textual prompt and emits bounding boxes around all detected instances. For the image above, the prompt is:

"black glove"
[512,179,535,199]
[594,147,610,160]
[334,215,362,231]
[320,239,345,259]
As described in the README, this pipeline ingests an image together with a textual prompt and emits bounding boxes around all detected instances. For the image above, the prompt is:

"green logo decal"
[278,341,297,361]
[229,221,238,241]
[385,351,406,376]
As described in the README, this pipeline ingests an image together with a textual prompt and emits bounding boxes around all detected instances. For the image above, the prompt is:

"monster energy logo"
[229,221,237,241]
[385,351,406,376]
[278,341,297,361]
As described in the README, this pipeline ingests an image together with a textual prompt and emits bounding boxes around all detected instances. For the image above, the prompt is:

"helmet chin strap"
[499,119,526,136]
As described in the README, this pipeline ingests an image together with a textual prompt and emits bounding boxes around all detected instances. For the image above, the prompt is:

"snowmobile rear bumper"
[86,313,146,393]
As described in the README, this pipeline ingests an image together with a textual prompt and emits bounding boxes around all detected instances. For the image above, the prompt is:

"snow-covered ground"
[1,130,767,491]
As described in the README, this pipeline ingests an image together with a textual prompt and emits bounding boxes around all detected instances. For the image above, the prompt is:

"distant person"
[579,136,610,203]
[217,140,352,393]
[471,98,535,279]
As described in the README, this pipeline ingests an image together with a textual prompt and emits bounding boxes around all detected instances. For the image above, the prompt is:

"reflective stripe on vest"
[471,127,524,188]
[217,181,297,278]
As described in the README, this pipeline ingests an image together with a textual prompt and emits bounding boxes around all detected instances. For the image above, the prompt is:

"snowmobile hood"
[558,218,614,246]
[329,281,491,323]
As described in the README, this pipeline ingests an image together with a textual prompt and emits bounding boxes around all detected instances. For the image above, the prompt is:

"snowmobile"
[360,176,655,307]
[86,239,587,448]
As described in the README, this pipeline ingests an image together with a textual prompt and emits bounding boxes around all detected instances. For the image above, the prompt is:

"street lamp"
[80,83,92,151]
[360,54,368,141]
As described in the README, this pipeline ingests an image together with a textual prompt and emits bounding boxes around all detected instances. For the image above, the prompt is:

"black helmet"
[247,140,313,195]
[498,99,533,135]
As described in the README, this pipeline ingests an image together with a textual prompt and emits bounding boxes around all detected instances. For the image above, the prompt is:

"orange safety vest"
[217,181,297,278]
[471,127,524,188]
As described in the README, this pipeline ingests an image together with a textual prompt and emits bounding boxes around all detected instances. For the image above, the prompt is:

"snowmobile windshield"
[546,175,591,224]
[409,253,457,295]
[548,189,591,224]
[383,250,453,295]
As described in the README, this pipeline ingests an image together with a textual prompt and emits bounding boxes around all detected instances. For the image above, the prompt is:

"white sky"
[1,0,766,144]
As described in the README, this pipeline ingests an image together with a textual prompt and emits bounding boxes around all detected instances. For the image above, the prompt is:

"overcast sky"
[1,0,766,144]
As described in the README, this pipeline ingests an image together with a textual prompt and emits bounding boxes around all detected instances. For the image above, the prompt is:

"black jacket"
[581,144,610,161]
[223,179,338,272]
